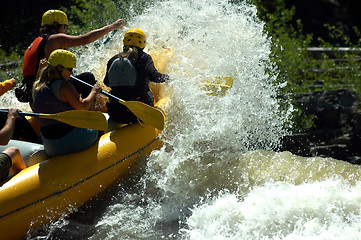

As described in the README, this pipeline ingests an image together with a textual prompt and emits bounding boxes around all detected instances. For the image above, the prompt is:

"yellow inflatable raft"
[0,49,173,239]
[0,46,231,238]
[0,102,165,239]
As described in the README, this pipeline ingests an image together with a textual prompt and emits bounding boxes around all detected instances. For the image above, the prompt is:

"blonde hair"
[33,65,59,92]
[120,46,138,64]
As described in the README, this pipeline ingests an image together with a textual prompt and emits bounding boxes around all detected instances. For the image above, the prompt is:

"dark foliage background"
[1,0,361,55]
[284,0,361,46]
[0,0,73,54]
[0,0,149,55]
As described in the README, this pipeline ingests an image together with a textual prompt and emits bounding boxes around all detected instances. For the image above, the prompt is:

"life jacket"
[107,55,155,106]
[108,57,137,87]
[32,80,74,128]
[22,35,48,77]
[16,35,49,103]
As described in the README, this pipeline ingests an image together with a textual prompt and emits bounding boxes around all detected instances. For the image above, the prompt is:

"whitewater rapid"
[1,0,358,239]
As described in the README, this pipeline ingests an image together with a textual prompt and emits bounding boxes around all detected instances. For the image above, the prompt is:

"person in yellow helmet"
[17,9,125,105]
[103,28,169,124]
[32,49,101,157]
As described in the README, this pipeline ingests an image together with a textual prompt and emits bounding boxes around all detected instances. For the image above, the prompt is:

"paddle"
[0,109,108,131]
[70,76,165,130]
[102,30,118,45]
[201,76,233,97]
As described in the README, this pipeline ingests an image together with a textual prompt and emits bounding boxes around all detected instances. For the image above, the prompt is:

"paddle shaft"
[103,30,118,45]
[70,76,121,102]
[70,76,165,130]
[0,110,40,118]
[0,109,107,131]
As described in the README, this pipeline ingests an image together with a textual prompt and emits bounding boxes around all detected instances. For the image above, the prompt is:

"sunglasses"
[64,25,68,31]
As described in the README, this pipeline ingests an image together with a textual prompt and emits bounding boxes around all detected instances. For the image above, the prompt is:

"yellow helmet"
[123,28,147,49]
[48,49,76,69]
[41,10,68,26]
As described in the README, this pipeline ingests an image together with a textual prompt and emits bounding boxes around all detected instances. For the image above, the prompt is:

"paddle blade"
[122,101,165,130]
[40,110,108,131]
[69,76,165,130]
[201,77,233,97]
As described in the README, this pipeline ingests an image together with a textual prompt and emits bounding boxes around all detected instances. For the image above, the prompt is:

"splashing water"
[21,0,361,239]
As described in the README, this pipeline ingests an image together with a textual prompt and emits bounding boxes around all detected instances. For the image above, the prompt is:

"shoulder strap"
[38,34,50,60]
[49,79,64,101]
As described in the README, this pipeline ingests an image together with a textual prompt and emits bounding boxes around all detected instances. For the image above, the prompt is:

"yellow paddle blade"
[38,110,108,131]
[120,100,165,130]
[201,77,233,97]
[69,76,165,131]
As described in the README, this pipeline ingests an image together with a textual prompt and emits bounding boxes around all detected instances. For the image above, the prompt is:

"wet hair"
[120,46,138,65]
[33,65,61,92]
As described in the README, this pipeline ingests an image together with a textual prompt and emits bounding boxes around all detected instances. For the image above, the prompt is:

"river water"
[3,0,361,239]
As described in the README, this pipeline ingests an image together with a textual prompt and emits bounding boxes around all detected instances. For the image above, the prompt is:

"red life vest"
[22,37,44,77]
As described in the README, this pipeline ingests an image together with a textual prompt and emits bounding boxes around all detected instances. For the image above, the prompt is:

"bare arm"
[0,108,19,145]
[45,19,125,58]
[60,81,101,110]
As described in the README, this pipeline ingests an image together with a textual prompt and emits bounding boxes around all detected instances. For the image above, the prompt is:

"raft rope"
[0,135,160,219]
